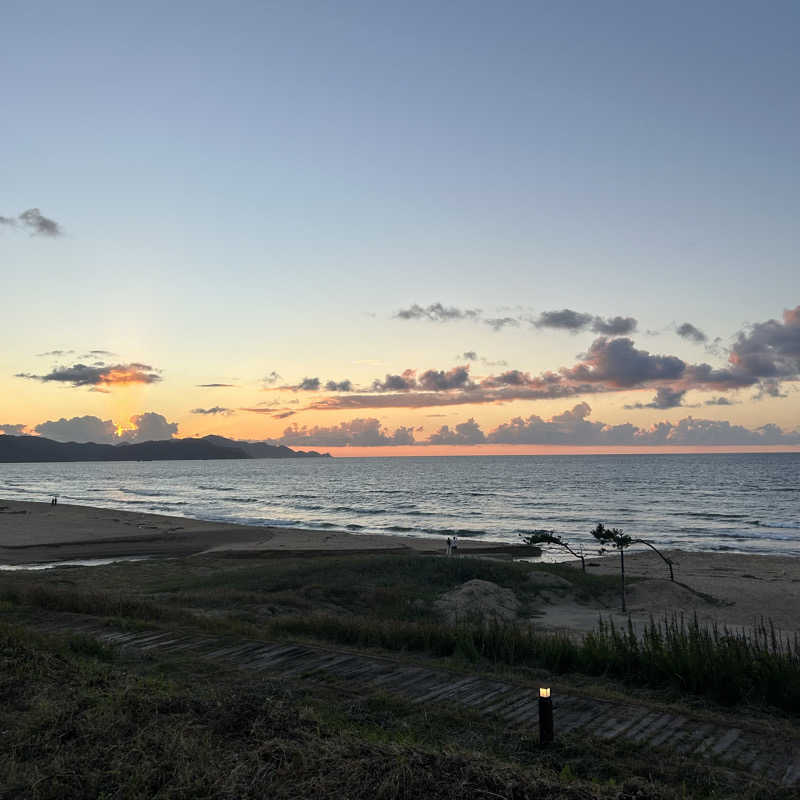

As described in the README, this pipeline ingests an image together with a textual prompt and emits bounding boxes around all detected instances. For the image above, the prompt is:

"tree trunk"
[619,547,626,612]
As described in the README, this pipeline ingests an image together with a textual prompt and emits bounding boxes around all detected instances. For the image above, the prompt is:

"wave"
[118,488,166,497]
[681,511,750,520]
[422,527,488,538]
[707,530,800,543]
[753,520,800,529]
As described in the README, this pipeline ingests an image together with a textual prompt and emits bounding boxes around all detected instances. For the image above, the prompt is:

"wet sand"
[0,499,537,564]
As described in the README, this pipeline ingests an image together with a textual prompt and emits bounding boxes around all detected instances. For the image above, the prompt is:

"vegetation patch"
[0,621,789,800]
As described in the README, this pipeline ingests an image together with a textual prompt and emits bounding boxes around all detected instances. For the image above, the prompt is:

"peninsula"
[0,434,330,463]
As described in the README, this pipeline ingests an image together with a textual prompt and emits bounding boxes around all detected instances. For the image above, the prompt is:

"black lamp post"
[538,687,553,745]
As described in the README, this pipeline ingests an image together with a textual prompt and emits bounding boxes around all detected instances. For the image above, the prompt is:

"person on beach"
[446,536,452,556]
[451,534,458,556]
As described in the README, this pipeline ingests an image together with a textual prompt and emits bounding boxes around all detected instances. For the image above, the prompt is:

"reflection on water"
[0,555,153,571]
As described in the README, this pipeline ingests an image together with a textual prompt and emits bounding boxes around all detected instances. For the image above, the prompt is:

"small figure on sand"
[446,536,452,556]
[50,495,58,506]
[451,534,458,556]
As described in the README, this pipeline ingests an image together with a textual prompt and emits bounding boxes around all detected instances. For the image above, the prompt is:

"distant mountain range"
[0,434,330,463]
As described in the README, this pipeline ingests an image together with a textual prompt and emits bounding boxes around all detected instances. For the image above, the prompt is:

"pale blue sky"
[2,1,799,444]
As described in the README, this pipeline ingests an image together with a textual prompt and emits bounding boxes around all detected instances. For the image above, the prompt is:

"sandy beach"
[529,548,800,638]
[0,499,537,565]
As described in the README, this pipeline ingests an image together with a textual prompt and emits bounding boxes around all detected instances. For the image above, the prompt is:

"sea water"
[0,453,798,558]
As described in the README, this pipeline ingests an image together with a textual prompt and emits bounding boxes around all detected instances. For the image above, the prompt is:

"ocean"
[0,453,798,559]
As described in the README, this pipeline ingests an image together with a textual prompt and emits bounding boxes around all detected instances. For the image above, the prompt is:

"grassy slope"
[1,552,798,797]
[0,620,787,800]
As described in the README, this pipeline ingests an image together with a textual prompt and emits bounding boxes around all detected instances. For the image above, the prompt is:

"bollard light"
[538,687,553,745]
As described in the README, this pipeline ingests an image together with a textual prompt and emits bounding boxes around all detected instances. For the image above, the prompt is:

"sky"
[2,1,799,455]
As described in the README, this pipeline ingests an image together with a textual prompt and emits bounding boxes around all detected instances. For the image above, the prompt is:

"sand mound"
[625,579,717,613]
[434,579,521,624]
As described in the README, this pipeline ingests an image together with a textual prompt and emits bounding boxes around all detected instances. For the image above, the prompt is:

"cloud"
[561,337,687,387]
[197,383,235,388]
[17,362,162,388]
[37,349,74,357]
[418,366,474,391]
[127,412,178,442]
[307,337,759,412]
[534,310,637,335]
[190,407,234,415]
[391,303,636,336]
[274,410,296,419]
[274,418,416,447]
[300,307,799,413]
[324,379,353,392]
[480,369,533,387]
[32,412,178,444]
[1,208,63,237]
[475,403,800,446]
[728,306,800,381]
[296,377,321,391]
[35,416,117,443]
[458,351,509,367]
[0,423,27,435]
[624,387,687,410]
[369,367,474,393]
[637,418,800,446]
[484,317,520,331]
[372,369,419,392]
[394,303,480,322]
[535,309,594,331]
[263,371,282,385]
[676,322,707,343]
[592,316,638,335]
[19,208,62,236]
[705,397,736,406]
[306,383,594,411]
[752,379,788,400]
[428,418,486,445]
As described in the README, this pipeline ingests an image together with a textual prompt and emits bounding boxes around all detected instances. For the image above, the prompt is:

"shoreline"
[0,499,540,565]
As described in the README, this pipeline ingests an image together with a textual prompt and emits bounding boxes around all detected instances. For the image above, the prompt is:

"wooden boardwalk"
[22,612,800,788]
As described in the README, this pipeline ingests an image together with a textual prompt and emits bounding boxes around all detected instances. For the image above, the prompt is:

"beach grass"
[2,553,799,714]
[0,618,790,799]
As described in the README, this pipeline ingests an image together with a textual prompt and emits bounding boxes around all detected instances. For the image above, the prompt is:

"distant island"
[0,434,331,463]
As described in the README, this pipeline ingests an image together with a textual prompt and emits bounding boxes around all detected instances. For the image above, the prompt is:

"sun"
[114,419,138,438]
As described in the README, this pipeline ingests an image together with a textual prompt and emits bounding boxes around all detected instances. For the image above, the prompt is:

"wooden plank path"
[23,612,800,788]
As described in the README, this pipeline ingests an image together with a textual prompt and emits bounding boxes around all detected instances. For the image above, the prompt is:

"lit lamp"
[538,687,553,745]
